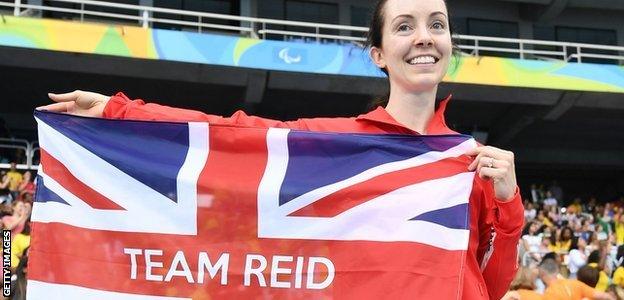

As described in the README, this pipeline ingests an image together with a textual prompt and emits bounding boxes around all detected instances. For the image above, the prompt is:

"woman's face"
[13,201,24,214]
[371,0,452,93]
[529,222,538,234]
[562,229,572,240]
[578,237,587,248]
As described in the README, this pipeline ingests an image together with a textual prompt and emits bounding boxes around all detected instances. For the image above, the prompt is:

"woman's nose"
[413,27,434,47]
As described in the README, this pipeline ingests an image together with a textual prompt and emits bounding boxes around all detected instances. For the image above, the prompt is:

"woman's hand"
[36,90,110,118]
[466,146,517,201]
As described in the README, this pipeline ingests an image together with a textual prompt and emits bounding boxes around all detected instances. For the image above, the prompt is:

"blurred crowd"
[503,182,624,300]
[0,162,34,300]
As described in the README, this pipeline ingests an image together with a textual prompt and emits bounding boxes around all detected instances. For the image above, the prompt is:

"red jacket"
[104,93,524,299]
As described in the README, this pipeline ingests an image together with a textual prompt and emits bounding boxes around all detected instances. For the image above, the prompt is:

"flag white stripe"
[259,172,472,250]
[35,170,92,210]
[33,118,208,235]
[258,128,475,250]
[26,280,190,300]
[267,128,478,215]
[36,117,174,212]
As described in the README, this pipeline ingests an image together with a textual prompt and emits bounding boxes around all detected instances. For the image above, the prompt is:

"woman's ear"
[370,46,386,69]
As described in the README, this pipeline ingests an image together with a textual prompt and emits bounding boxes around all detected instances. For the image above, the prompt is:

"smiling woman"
[38,0,523,299]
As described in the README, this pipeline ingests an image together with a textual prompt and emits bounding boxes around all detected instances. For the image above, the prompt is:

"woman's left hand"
[465,146,517,201]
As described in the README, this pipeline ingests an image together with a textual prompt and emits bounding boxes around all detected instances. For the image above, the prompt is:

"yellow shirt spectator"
[549,239,572,253]
[10,233,30,269]
[6,170,22,191]
[614,266,624,288]
[616,216,624,245]
[587,262,609,292]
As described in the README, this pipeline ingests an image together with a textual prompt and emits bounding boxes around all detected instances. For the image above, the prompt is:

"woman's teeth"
[408,56,436,64]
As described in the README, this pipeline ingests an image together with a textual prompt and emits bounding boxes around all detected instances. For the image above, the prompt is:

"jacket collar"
[355,94,457,135]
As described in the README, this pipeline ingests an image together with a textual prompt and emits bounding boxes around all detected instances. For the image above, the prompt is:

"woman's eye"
[397,24,412,32]
[431,21,445,30]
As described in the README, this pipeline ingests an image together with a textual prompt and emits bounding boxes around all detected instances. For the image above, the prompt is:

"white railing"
[1,0,623,64]
[0,138,37,170]
[456,35,624,63]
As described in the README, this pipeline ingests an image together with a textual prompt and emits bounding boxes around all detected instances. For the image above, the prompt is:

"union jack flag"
[29,111,476,299]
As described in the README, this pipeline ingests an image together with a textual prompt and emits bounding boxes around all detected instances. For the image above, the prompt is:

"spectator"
[11,221,30,270]
[543,191,558,208]
[501,267,543,300]
[588,249,610,292]
[615,213,624,246]
[577,264,601,290]
[580,219,593,243]
[549,180,564,205]
[530,184,540,204]
[525,201,537,222]
[568,237,589,279]
[17,171,35,200]
[522,221,543,266]
[6,162,22,201]
[568,197,583,215]
[539,258,614,300]
[0,172,11,204]
[553,226,574,253]
[537,210,554,228]
[11,246,28,300]
[2,200,31,235]
[613,245,624,288]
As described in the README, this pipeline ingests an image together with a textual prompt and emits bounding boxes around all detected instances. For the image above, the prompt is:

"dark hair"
[559,226,574,241]
[577,265,600,288]
[617,245,624,267]
[365,0,461,108]
[522,221,538,236]
[588,250,601,264]
[541,252,558,263]
[570,236,580,250]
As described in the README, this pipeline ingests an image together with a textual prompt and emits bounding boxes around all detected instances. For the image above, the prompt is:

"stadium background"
[0,0,623,211]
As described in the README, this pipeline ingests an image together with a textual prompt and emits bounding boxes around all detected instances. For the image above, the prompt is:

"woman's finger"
[477,158,510,172]
[48,90,81,103]
[36,101,72,112]
[477,166,505,180]
[467,152,486,170]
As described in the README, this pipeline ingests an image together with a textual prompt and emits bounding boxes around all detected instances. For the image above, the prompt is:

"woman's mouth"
[407,55,440,65]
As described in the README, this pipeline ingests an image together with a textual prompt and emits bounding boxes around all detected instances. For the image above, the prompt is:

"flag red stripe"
[289,156,471,217]
[29,221,465,299]
[40,149,125,210]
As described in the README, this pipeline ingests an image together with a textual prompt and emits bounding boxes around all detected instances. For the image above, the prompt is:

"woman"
[522,221,543,266]
[568,236,589,279]
[17,171,35,200]
[38,0,523,299]
[553,226,574,253]
[1,200,30,235]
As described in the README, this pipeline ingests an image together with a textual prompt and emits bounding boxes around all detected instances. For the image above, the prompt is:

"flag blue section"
[409,203,469,230]
[279,132,471,205]
[35,176,69,206]
[34,111,189,202]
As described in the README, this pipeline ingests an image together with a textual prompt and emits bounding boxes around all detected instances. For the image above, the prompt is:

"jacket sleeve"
[103,92,307,129]
[476,177,524,300]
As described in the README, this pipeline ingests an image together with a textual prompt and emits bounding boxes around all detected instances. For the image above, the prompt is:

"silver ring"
[487,157,494,168]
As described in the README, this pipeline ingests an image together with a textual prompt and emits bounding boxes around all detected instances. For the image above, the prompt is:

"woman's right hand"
[37,90,111,118]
